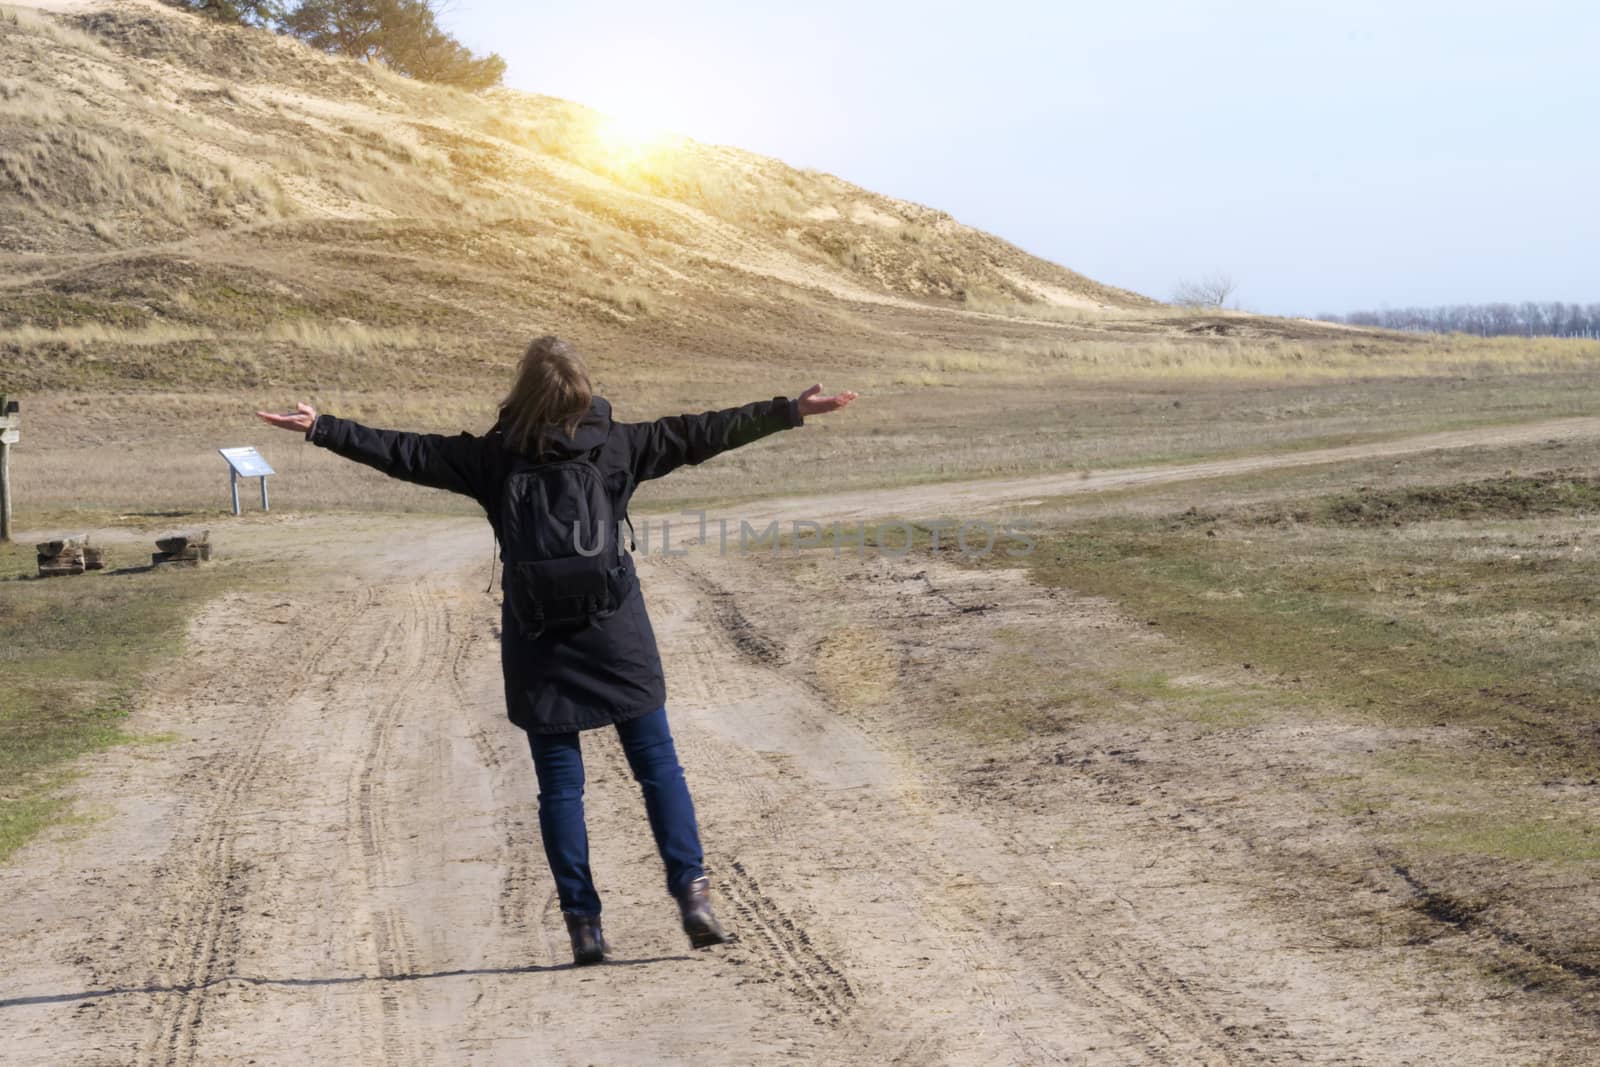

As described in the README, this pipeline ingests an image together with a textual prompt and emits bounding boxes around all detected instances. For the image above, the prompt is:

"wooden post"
[1,441,12,543]
[0,398,18,543]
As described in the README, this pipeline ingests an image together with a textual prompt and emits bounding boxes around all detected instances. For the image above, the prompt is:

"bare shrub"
[1172,272,1238,309]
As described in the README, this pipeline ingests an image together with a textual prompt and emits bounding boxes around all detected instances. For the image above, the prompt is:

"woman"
[257,335,857,965]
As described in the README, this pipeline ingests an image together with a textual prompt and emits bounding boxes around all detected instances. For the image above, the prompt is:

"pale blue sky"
[444,1,1597,315]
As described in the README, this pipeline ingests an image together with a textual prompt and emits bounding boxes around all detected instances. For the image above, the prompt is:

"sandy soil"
[3,422,1598,1065]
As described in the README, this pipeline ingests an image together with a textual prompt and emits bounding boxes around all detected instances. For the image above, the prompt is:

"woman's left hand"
[797,384,859,417]
[256,402,319,435]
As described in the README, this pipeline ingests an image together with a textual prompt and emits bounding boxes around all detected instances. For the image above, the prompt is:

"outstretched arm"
[255,403,497,503]
[622,384,858,483]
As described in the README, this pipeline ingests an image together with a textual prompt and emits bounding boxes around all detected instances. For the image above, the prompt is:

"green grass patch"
[1264,470,1600,527]
[942,636,1103,740]
[1108,669,1287,727]
[1007,502,1600,759]
[1416,815,1600,864]
[0,541,241,860]
[0,291,155,331]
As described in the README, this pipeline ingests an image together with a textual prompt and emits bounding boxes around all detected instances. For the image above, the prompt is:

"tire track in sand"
[649,558,1255,1065]
[720,859,856,1024]
[453,617,541,940]
[342,580,464,1067]
[133,586,375,1067]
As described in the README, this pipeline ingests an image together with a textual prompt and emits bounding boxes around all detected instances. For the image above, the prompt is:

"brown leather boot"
[563,912,607,966]
[676,876,729,948]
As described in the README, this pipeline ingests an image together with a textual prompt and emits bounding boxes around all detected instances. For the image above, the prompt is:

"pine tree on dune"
[163,0,286,27]
[281,0,504,90]
[161,0,504,90]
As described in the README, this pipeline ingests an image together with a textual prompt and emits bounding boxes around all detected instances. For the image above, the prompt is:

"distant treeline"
[162,0,505,90]
[1318,302,1600,338]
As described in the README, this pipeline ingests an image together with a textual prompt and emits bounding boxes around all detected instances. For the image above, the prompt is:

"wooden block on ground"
[36,534,88,577]
[82,547,107,570]
[155,530,210,554]
[153,529,212,567]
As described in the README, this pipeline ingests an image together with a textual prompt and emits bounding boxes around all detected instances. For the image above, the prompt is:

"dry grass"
[891,330,1600,383]
[257,320,424,351]
[0,321,216,347]
[1002,333,1600,381]
[1,4,115,57]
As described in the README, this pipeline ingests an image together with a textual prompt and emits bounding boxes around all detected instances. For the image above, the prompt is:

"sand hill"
[0,0,1172,397]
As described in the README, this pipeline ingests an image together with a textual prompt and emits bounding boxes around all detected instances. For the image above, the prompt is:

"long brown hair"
[500,335,593,455]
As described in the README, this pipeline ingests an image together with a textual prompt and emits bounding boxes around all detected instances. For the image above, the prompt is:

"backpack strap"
[576,442,634,553]
[485,532,498,594]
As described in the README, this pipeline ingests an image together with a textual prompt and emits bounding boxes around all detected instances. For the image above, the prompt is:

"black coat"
[308,394,804,733]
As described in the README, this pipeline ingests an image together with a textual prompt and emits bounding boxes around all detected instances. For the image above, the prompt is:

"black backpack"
[498,448,634,638]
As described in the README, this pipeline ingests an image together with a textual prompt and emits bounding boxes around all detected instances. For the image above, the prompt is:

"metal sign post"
[219,447,275,516]
[0,398,19,543]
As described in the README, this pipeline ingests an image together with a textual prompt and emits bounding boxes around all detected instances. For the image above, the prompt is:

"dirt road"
[712,415,1600,525]
[4,421,1597,1065]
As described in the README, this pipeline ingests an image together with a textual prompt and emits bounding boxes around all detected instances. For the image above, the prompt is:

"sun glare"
[593,111,679,167]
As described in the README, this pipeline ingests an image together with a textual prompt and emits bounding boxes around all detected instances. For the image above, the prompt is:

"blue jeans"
[527,706,705,916]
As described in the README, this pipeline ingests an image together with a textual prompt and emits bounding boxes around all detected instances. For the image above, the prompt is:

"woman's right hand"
[256,402,319,435]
